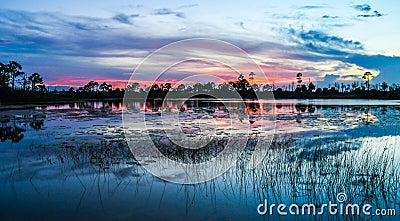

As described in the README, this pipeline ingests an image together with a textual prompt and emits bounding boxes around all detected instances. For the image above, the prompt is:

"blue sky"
[0,0,399,88]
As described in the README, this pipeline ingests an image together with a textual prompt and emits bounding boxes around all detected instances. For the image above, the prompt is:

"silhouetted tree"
[0,62,9,91]
[99,82,112,92]
[193,83,203,92]
[362,71,374,91]
[176,84,185,92]
[308,82,316,92]
[296,72,302,86]
[83,81,99,92]
[6,61,23,91]
[263,84,273,92]
[381,82,388,91]
[151,84,160,91]
[203,82,215,92]
[162,83,172,92]
[230,73,250,92]
[21,72,28,91]
[126,82,140,92]
[28,73,44,91]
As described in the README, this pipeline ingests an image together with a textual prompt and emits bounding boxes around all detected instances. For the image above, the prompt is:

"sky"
[0,0,399,88]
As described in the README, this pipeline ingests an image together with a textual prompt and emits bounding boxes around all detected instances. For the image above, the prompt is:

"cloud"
[320,74,340,84]
[0,9,184,55]
[154,8,185,18]
[177,4,199,9]
[112,13,139,25]
[0,9,189,84]
[319,74,340,87]
[322,15,338,19]
[288,28,363,55]
[0,8,399,87]
[352,4,383,18]
[357,10,383,18]
[282,27,400,85]
[341,74,361,79]
[298,5,325,10]
[239,21,245,29]
[353,4,372,12]
[344,54,400,83]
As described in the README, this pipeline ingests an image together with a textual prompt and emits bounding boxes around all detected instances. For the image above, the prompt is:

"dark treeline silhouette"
[274,72,400,99]
[0,60,46,93]
[0,60,124,103]
[128,73,258,100]
[133,72,400,100]
[2,60,400,103]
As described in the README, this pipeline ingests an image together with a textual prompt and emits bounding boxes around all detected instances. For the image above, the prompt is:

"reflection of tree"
[29,115,45,130]
[0,113,46,142]
[359,107,378,126]
[0,118,26,142]
[29,121,43,130]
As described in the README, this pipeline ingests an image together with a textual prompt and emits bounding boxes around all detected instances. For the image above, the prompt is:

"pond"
[0,99,399,220]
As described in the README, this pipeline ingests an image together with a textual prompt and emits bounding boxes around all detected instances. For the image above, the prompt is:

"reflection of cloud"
[360,112,378,125]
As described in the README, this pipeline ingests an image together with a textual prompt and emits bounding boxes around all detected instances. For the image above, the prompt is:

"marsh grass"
[10,133,399,220]
[251,136,400,208]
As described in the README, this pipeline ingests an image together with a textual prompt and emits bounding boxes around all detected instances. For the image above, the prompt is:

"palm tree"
[296,72,302,85]
[362,72,374,91]
[6,61,23,91]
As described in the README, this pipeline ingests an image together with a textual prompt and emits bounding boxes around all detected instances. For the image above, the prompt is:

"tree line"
[0,61,45,92]
[2,60,400,102]
[0,60,125,102]
[127,71,400,99]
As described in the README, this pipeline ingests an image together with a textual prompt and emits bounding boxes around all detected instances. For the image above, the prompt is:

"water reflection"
[0,135,398,221]
[0,99,400,220]
[1,100,400,144]
[0,118,26,142]
[0,113,45,142]
[35,100,124,110]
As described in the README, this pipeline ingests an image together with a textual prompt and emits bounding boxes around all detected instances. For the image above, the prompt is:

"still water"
[0,99,399,220]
